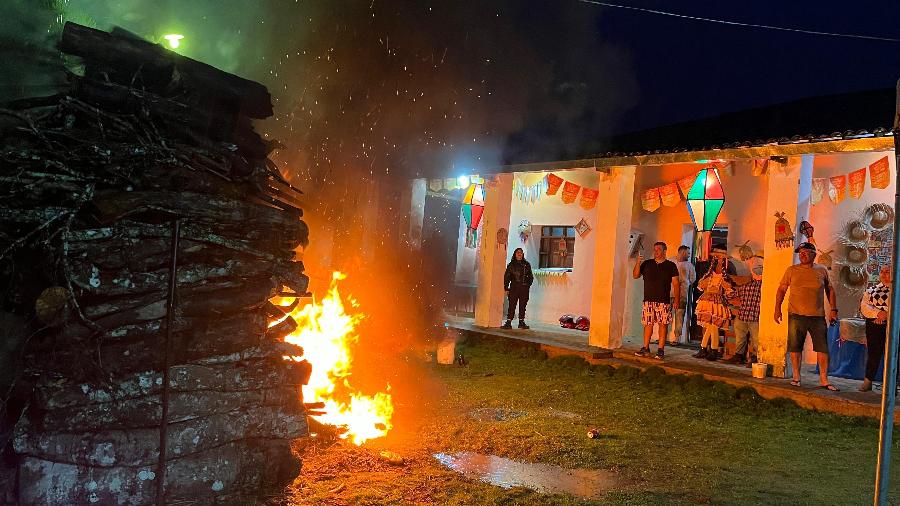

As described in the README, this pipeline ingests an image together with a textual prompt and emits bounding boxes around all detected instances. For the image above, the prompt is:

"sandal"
[789,380,801,387]
[819,384,840,392]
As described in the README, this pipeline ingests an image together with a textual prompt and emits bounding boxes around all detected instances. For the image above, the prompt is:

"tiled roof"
[597,87,895,158]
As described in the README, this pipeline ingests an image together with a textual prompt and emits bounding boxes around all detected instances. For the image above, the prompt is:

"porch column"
[403,178,427,250]
[474,174,513,327]
[758,155,813,377]
[588,166,637,349]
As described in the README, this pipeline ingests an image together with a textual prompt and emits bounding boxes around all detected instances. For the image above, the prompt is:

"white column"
[758,155,813,377]
[474,174,513,327]
[588,166,637,349]
[404,178,427,250]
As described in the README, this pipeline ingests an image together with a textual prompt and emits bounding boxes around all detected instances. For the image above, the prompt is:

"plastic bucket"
[751,362,768,379]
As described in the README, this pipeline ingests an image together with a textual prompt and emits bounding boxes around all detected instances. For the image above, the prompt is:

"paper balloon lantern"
[462,179,485,248]
[686,168,725,232]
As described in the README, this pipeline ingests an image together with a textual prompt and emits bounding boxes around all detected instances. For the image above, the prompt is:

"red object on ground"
[575,316,590,331]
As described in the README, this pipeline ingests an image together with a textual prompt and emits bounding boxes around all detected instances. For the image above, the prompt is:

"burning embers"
[271,272,394,445]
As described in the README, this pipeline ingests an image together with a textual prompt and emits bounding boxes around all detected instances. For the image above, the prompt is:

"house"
[407,88,898,377]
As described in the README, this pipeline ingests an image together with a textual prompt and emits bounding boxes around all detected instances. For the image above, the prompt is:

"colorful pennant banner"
[829,175,847,204]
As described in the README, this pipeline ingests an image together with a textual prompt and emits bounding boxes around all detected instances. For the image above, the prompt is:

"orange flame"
[272,272,393,445]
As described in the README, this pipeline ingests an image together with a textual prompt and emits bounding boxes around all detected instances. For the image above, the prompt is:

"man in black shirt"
[633,241,681,359]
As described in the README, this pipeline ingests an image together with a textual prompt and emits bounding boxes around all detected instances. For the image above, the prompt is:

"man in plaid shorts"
[633,241,680,360]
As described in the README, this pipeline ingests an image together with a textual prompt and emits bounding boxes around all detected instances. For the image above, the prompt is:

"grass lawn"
[276,339,900,505]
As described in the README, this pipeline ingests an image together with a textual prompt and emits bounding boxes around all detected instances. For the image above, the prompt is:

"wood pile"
[0,22,311,505]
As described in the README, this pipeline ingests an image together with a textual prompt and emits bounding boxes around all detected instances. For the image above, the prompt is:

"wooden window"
[538,226,576,269]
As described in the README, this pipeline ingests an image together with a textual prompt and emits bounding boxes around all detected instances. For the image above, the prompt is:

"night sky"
[4,0,900,178]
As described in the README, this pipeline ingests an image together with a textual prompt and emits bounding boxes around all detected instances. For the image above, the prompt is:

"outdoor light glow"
[457,175,470,188]
[163,34,184,49]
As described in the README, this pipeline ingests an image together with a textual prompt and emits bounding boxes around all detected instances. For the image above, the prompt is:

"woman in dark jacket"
[502,248,534,329]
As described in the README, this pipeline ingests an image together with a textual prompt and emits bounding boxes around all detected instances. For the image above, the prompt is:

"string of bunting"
[813,156,890,205]
[513,175,549,204]
[533,173,599,210]
[639,162,735,213]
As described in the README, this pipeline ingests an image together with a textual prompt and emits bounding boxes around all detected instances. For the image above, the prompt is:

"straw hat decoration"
[838,264,868,290]
[843,219,870,245]
[737,241,754,261]
[816,249,835,270]
[844,244,868,266]
[864,203,894,231]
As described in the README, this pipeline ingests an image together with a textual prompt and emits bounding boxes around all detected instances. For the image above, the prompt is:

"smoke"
[0,1,68,102]
[4,0,635,438]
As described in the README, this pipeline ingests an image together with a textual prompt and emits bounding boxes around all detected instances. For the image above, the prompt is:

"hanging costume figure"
[693,256,737,361]
[502,247,534,329]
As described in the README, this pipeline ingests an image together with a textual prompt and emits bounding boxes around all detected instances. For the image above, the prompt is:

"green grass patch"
[286,340,900,505]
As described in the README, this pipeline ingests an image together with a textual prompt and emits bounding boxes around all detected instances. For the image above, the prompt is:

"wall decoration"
[641,187,661,212]
[518,219,532,242]
[811,178,826,205]
[514,176,549,204]
[579,187,599,210]
[628,229,645,257]
[774,212,794,249]
[816,249,835,270]
[845,244,868,266]
[828,175,847,204]
[870,156,890,189]
[839,264,868,290]
[685,168,725,232]
[677,173,698,196]
[659,182,681,207]
[737,241,754,261]
[574,218,591,238]
[496,227,508,249]
[844,219,870,245]
[546,173,564,195]
[864,203,894,231]
[461,178,485,248]
[848,167,866,199]
[561,181,581,204]
[751,159,769,176]
[799,220,814,241]
[867,227,893,282]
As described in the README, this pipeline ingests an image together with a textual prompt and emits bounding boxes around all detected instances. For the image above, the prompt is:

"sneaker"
[518,320,530,329]
[692,347,708,359]
[634,347,651,357]
[706,350,718,361]
[653,349,665,360]
[500,321,512,330]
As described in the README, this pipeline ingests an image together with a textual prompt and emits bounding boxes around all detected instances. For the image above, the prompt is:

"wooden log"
[69,258,278,299]
[13,406,308,467]
[35,386,302,432]
[90,190,302,230]
[17,439,299,505]
[59,22,273,119]
[80,275,273,320]
[36,358,312,410]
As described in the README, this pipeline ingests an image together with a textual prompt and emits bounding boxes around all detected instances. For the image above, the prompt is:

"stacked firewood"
[0,23,311,504]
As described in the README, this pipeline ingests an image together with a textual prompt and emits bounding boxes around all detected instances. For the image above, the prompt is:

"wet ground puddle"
[434,452,619,499]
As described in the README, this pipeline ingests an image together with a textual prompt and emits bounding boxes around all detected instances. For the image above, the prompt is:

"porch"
[446,316,900,422]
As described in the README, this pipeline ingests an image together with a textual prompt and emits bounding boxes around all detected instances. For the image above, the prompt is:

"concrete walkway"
[446,316,900,422]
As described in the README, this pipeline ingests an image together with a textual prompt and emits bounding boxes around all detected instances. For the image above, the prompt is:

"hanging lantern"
[461,177,485,248]
[685,168,725,232]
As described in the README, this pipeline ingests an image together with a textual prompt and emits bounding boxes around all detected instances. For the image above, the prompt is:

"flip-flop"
[819,384,840,392]
[789,380,801,387]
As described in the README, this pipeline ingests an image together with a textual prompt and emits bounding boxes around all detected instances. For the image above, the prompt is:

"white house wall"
[506,168,599,325]
[809,150,897,320]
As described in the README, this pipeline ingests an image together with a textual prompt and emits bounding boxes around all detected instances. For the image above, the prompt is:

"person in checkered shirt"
[724,259,763,365]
